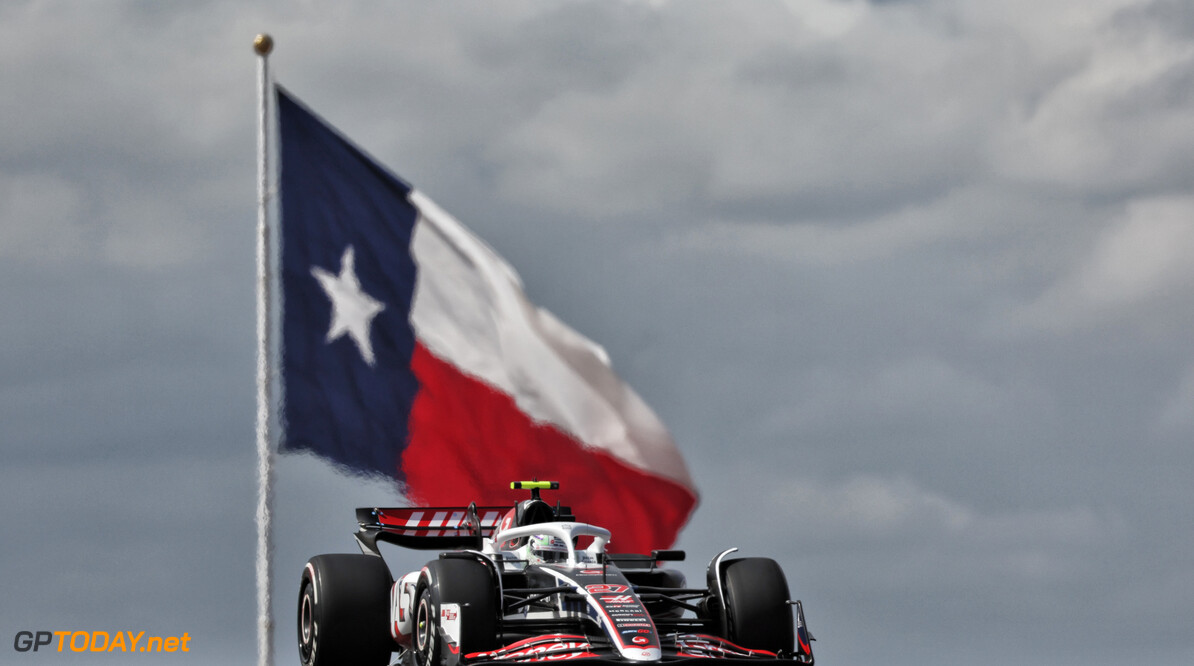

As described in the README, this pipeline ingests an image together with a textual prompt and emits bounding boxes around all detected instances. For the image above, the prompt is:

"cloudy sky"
[3,0,1193,664]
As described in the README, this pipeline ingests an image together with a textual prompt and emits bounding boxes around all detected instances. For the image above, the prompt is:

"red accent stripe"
[402,343,697,554]
[472,634,589,655]
[676,635,777,658]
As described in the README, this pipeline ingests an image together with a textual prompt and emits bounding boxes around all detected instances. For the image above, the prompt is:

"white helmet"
[522,533,568,564]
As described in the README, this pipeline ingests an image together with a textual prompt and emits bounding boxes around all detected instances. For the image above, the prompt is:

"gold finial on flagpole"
[253,33,274,56]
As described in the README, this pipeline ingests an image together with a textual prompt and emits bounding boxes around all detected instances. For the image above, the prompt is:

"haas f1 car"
[297,482,814,666]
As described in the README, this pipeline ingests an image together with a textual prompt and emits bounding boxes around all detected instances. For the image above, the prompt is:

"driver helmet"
[522,533,569,564]
[498,499,556,551]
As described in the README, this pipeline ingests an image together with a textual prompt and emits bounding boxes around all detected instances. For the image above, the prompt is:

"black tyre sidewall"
[416,558,498,666]
[413,583,439,666]
[298,578,317,665]
[298,554,393,666]
[721,557,795,654]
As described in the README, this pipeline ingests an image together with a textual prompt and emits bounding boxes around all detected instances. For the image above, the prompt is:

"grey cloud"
[2,1,1193,665]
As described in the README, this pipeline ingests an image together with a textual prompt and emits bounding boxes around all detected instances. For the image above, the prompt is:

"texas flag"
[276,87,697,553]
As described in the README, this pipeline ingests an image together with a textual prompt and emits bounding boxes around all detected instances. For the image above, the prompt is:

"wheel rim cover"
[301,593,314,643]
[299,586,317,660]
[416,596,432,656]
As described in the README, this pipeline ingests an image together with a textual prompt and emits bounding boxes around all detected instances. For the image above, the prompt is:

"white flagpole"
[253,32,276,666]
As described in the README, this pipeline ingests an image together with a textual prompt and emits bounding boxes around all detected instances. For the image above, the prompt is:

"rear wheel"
[297,554,393,666]
[413,558,498,666]
[720,557,794,654]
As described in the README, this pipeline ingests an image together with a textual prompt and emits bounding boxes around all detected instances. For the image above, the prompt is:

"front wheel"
[297,554,393,666]
[413,558,498,666]
[720,557,794,654]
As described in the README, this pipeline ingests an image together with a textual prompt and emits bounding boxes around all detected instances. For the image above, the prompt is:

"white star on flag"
[311,246,386,365]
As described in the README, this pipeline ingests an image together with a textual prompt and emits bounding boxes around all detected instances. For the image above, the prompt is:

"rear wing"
[354,503,509,554]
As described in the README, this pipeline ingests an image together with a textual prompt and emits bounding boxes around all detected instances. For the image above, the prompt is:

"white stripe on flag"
[407,189,694,490]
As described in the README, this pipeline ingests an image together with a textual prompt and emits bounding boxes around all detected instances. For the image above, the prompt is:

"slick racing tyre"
[298,554,393,666]
[721,557,794,654]
[414,558,498,666]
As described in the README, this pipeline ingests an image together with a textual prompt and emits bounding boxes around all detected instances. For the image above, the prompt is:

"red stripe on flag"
[402,343,696,554]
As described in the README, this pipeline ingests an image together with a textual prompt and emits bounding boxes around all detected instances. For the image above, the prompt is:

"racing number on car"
[585,584,628,594]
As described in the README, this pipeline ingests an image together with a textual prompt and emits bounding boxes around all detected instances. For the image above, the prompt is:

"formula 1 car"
[297,481,814,666]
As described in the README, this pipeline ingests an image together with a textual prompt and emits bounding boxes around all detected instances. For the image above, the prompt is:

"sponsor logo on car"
[469,640,594,661]
[599,594,635,604]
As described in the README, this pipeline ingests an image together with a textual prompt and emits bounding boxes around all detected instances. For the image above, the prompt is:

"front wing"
[462,632,793,664]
